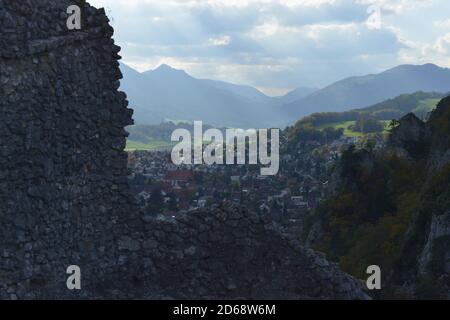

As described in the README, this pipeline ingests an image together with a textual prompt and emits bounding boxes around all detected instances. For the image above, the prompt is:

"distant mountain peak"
[284,63,450,121]
[147,64,191,79]
[385,63,443,73]
[422,63,439,68]
[154,64,185,73]
[156,63,175,71]
[420,63,449,71]
[119,63,282,128]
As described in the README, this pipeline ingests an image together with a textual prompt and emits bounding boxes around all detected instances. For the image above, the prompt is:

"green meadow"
[318,120,391,137]
[125,140,175,151]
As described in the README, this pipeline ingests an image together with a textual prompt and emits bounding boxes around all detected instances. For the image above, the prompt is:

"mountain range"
[120,63,450,128]
[120,63,284,128]
[285,63,450,120]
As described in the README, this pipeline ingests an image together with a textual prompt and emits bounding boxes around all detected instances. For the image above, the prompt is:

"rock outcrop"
[390,97,450,298]
[0,0,369,299]
[389,113,430,159]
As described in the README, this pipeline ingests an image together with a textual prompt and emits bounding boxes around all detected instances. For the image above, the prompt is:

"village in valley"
[127,134,382,237]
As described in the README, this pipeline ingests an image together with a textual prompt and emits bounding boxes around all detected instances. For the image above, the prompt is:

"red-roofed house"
[165,170,194,187]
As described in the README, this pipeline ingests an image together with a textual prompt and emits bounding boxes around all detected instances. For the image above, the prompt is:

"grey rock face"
[0,0,369,300]
[418,212,450,275]
[389,113,430,158]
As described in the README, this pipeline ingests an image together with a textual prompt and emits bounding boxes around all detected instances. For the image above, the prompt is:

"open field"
[125,140,175,151]
[412,98,440,117]
[318,120,391,137]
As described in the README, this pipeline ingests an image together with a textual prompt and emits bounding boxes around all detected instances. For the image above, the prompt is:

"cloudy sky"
[90,0,450,96]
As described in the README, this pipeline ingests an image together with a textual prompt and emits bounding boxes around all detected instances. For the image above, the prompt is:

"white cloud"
[397,32,450,67]
[433,33,450,54]
[152,16,166,23]
[89,0,450,90]
[434,19,450,29]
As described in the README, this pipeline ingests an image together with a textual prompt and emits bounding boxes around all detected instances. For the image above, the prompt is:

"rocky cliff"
[388,113,430,159]
[0,0,369,299]
[303,97,449,299]
[391,97,450,298]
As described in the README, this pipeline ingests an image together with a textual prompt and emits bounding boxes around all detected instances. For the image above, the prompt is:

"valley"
[120,63,450,129]
[125,91,442,150]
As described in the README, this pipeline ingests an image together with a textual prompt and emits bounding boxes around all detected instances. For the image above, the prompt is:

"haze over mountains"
[285,63,450,120]
[120,63,284,128]
[120,63,450,128]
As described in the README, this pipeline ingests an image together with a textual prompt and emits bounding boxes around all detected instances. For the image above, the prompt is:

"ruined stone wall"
[0,1,369,299]
[0,0,136,299]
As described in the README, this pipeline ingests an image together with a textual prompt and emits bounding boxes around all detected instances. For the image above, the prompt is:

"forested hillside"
[284,92,442,141]
[304,96,450,299]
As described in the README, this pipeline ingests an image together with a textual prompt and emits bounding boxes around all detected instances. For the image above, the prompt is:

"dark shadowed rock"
[389,113,430,158]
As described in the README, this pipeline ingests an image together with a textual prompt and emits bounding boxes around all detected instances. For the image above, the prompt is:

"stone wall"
[0,0,369,299]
